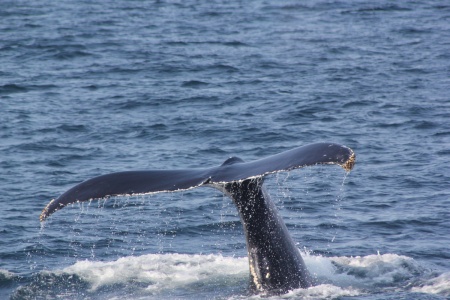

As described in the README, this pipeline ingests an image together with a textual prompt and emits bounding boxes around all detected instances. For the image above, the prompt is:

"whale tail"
[39,142,355,294]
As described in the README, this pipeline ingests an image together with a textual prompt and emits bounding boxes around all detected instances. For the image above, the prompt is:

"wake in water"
[10,252,449,299]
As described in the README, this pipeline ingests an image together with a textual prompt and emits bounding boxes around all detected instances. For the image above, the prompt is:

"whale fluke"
[40,143,354,222]
[40,142,355,293]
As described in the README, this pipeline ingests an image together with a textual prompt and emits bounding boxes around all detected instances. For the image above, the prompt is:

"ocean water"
[1,0,449,299]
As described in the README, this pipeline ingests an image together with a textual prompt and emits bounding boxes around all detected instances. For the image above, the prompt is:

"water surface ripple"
[1,1,449,299]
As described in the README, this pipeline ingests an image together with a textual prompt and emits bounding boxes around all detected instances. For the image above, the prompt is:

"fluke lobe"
[40,142,355,294]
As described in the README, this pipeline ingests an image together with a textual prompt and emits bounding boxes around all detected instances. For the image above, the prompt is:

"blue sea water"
[1,0,449,299]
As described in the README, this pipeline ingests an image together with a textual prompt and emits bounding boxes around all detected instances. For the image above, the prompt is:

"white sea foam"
[55,252,445,299]
[412,272,450,297]
[0,269,14,279]
[325,253,424,287]
[63,253,248,292]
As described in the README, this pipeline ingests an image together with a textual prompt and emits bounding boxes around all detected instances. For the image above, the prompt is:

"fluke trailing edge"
[40,142,355,293]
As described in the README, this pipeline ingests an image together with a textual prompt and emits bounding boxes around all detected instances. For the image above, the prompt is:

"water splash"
[12,252,444,299]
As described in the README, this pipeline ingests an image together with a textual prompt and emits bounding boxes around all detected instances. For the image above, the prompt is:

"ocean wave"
[412,272,450,297]
[0,269,15,286]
